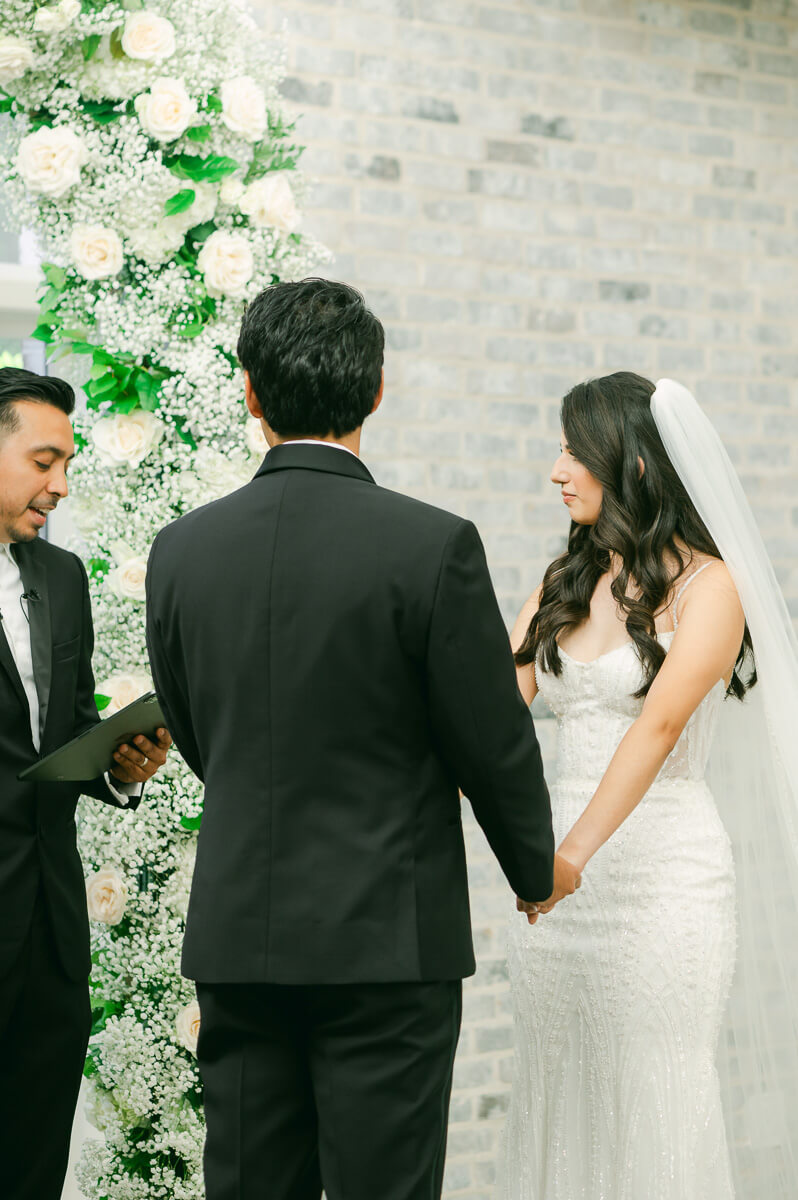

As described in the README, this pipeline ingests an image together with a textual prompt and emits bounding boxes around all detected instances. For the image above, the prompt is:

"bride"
[496,373,798,1199]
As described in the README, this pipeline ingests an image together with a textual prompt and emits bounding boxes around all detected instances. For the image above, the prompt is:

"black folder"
[19,692,166,783]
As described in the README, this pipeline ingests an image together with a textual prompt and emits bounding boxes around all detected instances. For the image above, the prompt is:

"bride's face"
[551,432,603,525]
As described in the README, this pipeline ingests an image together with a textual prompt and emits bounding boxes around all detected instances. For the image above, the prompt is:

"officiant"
[0,367,171,1200]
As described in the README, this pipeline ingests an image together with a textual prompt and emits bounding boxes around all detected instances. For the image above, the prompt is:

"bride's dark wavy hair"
[514,371,755,700]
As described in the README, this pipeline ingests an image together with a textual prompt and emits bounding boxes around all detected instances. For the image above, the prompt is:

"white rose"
[239,174,300,235]
[197,230,253,299]
[127,217,186,264]
[91,410,164,468]
[15,125,87,198]
[134,77,197,142]
[220,76,266,142]
[219,177,244,206]
[97,671,153,717]
[70,224,123,280]
[121,11,176,62]
[176,1000,201,1054]
[194,445,252,497]
[107,542,147,601]
[86,866,128,925]
[0,36,34,86]
[33,0,80,34]
[85,1081,117,1133]
[245,418,268,459]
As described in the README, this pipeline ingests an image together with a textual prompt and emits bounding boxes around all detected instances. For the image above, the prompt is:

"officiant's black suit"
[146,442,554,1200]
[0,538,140,1200]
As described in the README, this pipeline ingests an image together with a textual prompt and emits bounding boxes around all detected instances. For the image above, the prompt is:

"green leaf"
[39,285,63,314]
[109,26,126,60]
[95,693,112,711]
[134,372,161,409]
[164,152,239,182]
[83,1056,98,1079]
[41,263,67,290]
[173,417,198,450]
[81,98,124,124]
[204,92,223,113]
[31,324,54,344]
[164,188,196,217]
[186,219,216,244]
[82,34,101,61]
[0,92,14,115]
[180,814,202,831]
[113,397,140,414]
[87,557,109,578]
[186,125,212,143]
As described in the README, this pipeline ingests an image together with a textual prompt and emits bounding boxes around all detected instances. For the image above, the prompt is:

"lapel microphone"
[22,589,41,602]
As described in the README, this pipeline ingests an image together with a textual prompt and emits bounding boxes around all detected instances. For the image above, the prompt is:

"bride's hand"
[535,853,583,916]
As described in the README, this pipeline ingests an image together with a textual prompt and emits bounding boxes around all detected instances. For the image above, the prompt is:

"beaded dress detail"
[498,565,737,1200]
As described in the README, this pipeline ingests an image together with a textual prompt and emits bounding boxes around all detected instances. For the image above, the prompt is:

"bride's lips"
[562,493,576,504]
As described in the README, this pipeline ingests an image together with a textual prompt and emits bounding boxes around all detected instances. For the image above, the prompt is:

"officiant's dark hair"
[237,279,384,438]
[515,371,755,701]
[0,367,75,440]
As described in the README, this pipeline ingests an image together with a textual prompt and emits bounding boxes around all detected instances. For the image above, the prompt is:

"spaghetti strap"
[673,560,715,629]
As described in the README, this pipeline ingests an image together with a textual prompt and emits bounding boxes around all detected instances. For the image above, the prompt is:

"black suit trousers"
[197,978,463,1200]
[0,891,91,1200]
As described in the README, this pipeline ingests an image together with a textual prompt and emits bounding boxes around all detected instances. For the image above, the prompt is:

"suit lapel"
[0,618,29,716]
[12,541,52,741]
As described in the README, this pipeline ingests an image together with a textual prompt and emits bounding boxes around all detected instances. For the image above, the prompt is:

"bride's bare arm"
[557,562,744,876]
[511,585,543,706]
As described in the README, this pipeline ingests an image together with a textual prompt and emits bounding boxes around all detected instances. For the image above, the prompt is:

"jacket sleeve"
[145,533,204,782]
[426,519,554,902]
[72,555,143,810]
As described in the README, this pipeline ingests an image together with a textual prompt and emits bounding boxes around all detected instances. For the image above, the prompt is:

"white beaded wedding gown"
[498,566,737,1200]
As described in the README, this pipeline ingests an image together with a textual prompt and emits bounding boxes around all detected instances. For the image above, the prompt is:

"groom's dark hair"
[237,279,385,438]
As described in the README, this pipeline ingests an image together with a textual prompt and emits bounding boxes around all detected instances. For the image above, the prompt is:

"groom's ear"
[638,455,645,479]
[370,369,385,417]
[244,371,264,420]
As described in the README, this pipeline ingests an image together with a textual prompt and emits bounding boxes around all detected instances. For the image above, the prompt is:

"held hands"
[517,852,583,925]
[110,727,172,785]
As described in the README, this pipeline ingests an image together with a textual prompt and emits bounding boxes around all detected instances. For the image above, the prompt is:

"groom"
[145,279,555,1200]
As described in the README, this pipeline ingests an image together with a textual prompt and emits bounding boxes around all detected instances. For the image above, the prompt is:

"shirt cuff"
[104,772,143,806]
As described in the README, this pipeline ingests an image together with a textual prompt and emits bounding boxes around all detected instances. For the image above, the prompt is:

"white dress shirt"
[0,541,137,804]
[281,439,360,458]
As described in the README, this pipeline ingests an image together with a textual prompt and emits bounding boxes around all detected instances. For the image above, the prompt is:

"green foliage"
[164,152,239,183]
[185,125,212,143]
[82,35,102,61]
[88,557,110,579]
[91,998,121,1037]
[180,814,202,831]
[201,92,223,113]
[164,188,196,217]
[95,693,112,711]
[172,416,198,450]
[109,27,126,60]
[81,97,124,125]
[244,112,303,184]
[0,90,15,114]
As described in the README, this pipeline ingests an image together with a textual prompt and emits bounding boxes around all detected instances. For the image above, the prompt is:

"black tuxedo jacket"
[146,443,553,985]
[0,539,140,982]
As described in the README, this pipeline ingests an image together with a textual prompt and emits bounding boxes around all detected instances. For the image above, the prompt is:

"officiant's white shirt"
[0,540,138,802]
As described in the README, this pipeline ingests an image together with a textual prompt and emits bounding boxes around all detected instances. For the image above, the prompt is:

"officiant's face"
[0,400,74,543]
[551,432,603,525]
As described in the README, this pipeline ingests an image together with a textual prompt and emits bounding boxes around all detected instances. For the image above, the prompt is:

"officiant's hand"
[517,854,582,923]
[110,728,172,784]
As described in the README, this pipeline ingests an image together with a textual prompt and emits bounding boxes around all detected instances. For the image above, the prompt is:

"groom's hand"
[111,727,172,784]
[517,854,582,923]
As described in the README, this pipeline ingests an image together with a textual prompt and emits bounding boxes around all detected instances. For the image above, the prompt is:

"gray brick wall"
[249,0,797,1194]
